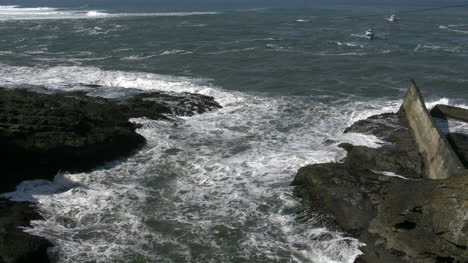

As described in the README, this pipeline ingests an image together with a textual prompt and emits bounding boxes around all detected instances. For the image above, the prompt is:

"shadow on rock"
[293,111,468,263]
[0,85,221,263]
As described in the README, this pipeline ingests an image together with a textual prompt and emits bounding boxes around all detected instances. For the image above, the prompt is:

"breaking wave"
[0,64,409,262]
[0,5,220,20]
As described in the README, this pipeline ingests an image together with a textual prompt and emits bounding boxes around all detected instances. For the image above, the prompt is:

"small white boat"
[364,28,374,39]
[388,14,397,22]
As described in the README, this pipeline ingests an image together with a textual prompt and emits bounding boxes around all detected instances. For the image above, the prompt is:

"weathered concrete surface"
[431,104,468,123]
[446,133,468,168]
[398,81,465,179]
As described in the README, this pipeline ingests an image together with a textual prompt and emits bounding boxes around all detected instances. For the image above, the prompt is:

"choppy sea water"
[1,1,468,262]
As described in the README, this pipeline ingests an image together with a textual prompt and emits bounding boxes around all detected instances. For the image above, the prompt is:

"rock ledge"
[293,86,468,262]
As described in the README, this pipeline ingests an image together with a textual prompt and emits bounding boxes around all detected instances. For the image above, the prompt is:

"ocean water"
[1,1,468,262]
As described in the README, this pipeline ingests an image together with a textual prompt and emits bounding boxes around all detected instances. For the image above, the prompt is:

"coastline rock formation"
[293,82,468,263]
[0,199,51,263]
[0,86,221,263]
[0,87,221,193]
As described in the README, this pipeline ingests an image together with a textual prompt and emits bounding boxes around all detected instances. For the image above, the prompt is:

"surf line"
[340,2,468,20]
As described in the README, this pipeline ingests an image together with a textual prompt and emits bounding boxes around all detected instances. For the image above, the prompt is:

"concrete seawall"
[430,104,468,122]
[399,80,466,179]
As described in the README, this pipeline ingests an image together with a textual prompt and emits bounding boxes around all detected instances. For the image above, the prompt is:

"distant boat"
[387,14,397,22]
[364,28,374,39]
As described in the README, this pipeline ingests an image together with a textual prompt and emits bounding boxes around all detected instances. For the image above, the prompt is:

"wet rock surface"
[0,198,51,263]
[0,86,221,193]
[0,86,221,262]
[293,112,468,263]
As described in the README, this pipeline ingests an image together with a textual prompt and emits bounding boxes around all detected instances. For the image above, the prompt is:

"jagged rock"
[0,88,146,194]
[0,87,221,193]
[343,112,422,179]
[123,92,221,119]
[293,112,468,263]
[0,198,51,263]
[0,86,221,263]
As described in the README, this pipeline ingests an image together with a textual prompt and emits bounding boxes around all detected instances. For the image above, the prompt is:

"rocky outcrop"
[0,88,144,194]
[0,87,221,193]
[0,198,51,263]
[0,86,221,263]
[293,86,468,262]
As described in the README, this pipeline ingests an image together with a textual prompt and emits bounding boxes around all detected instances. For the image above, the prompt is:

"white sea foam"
[146,11,219,16]
[0,5,219,21]
[414,44,461,53]
[86,10,109,17]
[426,98,450,110]
[434,118,468,135]
[160,49,193,55]
[121,55,158,61]
[439,25,468,34]
[336,42,364,48]
[371,170,410,180]
[318,50,393,56]
[207,47,257,55]
[0,64,222,101]
[0,5,72,20]
[0,65,423,262]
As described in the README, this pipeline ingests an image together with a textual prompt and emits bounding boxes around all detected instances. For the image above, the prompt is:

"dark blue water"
[1,1,467,262]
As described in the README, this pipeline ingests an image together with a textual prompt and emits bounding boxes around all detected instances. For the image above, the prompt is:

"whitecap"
[86,10,109,17]
[0,5,220,21]
[415,44,461,53]
[206,47,256,55]
[336,42,364,48]
[426,98,450,110]
[160,49,193,55]
[439,24,468,34]
[370,170,410,180]
[2,64,442,263]
[121,55,157,61]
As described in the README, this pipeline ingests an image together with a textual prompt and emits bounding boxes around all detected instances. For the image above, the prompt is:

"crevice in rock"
[410,206,423,214]
[436,256,454,263]
[439,236,468,250]
[394,220,416,230]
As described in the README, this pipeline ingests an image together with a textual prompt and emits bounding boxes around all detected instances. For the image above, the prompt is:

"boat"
[364,28,374,39]
[388,14,397,22]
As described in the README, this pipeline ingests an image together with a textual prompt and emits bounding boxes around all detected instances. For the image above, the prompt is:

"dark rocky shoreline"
[2,82,467,263]
[0,86,221,263]
[293,95,468,262]
[0,199,51,263]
